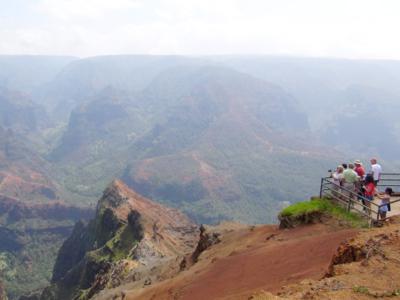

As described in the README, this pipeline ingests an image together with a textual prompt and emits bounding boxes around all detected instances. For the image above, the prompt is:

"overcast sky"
[1,0,399,59]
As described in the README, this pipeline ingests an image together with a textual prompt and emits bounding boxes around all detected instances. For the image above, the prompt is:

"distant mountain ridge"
[0,55,75,96]
[0,88,48,133]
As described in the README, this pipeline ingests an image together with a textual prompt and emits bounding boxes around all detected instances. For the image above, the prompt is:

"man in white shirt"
[370,158,382,186]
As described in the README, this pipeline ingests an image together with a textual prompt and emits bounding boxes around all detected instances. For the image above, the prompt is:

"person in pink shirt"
[363,174,376,214]
[354,160,365,201]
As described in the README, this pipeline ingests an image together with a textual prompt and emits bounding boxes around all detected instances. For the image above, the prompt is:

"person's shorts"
[365,195,373,202]
[379,204,389,212]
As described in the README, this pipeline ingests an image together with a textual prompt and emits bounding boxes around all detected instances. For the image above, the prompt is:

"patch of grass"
[392,289,400,296]
[353,285,369,294]
[280,199,328,217]
[280,198,369,228]
[352,286,400,297]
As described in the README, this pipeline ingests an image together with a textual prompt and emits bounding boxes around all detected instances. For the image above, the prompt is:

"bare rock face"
[41,180,199,300]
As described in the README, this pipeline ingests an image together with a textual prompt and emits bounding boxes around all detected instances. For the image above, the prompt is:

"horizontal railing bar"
[322,179,378,206]
[321,183,380,210]
[377,179,400,181]
[329,195,378,217]
[321,185,379,211]
[327,173,400,177]
[387,198,400,205]
[381,173,400,176]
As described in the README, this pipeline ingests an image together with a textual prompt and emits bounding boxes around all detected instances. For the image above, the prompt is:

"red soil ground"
[126,223,357,300]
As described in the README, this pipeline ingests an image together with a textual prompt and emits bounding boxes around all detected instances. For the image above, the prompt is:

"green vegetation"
[352,286,370,294]
[0,231,66,299]
[90,224,138,263]
[105,224,138,261]
[353,286,400,297]
[280,198,369,228]
[0,207,82,299]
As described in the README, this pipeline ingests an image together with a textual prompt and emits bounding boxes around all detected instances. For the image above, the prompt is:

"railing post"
[347,196,351,212]
[377,204,381,221]
[320,178,324,198]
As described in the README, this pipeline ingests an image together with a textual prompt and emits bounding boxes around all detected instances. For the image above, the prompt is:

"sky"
[1,0,400,59]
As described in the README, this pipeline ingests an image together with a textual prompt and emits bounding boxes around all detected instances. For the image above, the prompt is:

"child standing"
[377,187,393,220]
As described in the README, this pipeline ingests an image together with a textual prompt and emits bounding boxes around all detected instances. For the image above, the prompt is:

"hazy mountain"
[216,56,400,161]
[37,55,210,121]
[217,56,400,113]
[52,65,335,223]
[0,126,58,203]
[0,88,49,133]
[320,85,400,159]
[0,55,75,94]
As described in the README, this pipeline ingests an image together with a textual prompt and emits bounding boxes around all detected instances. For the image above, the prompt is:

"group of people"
[330,158,392,219]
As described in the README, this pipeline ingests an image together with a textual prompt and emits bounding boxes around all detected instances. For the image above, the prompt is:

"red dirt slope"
[125,223,357,300]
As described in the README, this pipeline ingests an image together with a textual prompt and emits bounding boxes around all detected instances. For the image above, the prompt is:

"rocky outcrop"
[325,232,395,277]
[180,225,221,270]
[41,180,199,300]
[278,211,324,229]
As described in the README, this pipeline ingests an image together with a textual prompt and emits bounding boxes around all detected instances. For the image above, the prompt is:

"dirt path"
[126,223,357,300]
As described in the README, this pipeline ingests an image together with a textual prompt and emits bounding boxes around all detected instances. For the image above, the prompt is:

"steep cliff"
[40,180,198,300]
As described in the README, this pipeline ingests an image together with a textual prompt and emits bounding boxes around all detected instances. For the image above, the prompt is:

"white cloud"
[37,0,140,20]
[2,0,400,59]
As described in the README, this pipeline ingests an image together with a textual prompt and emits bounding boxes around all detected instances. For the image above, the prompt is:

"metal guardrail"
[320,173,400,225]
[378,173,400,188]
[320,177,380,224]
